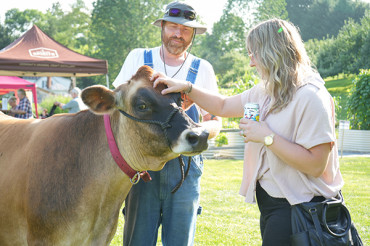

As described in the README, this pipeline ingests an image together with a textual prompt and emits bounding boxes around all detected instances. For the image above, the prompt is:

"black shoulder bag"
[291,192,363,246]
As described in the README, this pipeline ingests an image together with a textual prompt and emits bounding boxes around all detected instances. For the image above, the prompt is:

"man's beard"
[162,33,192,56]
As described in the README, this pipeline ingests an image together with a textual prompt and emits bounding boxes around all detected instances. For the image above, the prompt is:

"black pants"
[256,182,326,245]
[256,182,292,246]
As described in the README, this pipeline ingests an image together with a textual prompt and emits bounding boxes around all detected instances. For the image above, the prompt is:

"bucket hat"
[152,1,207,34]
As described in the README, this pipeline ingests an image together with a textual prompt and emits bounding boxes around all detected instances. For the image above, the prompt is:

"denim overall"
[123,50,204,246]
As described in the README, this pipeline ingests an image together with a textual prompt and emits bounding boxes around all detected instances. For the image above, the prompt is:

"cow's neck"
[104,114,151,183]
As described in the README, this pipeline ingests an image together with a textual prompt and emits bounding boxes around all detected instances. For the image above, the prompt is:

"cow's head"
[81,66,209,171]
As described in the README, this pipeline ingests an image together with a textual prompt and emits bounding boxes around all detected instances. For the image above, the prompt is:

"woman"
[153,18,343,245]
[7,96,17,117]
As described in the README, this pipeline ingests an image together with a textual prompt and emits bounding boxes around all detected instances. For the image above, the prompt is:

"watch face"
[265,136,273,146]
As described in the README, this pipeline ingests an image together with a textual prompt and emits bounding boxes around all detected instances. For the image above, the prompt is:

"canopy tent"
[0,25,108,77]
[0,76,39,117]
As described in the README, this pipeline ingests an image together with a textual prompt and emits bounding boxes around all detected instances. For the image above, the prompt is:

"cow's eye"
[138,104,147,110]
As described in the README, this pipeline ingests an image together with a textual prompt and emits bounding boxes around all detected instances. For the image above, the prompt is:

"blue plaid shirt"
[15,97,33,119]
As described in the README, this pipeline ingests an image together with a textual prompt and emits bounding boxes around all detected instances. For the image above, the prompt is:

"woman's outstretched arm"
[152,72,244,118]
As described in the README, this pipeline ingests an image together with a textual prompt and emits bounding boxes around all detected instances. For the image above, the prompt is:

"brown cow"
[0,66,209,245]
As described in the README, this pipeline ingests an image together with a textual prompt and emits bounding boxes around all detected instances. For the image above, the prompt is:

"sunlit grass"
[110,157,369,245]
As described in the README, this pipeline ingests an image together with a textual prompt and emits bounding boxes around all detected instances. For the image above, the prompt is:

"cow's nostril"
[186,132,199,145]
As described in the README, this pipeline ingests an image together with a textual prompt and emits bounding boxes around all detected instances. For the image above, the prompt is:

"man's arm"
[9,109,26,115]
[11,101,27,115]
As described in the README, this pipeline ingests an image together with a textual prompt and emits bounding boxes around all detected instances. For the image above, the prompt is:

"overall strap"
[186,58,201,84]
[185,58,201,123]
[144,50,153,68]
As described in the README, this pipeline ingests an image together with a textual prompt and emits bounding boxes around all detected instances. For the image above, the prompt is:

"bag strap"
[309,207,325,246]
[322,197,352,237]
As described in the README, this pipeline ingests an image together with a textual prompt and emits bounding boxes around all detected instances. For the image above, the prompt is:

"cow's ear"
[81,85,116,114]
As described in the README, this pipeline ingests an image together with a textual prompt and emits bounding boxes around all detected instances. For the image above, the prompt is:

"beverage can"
[244,103,259,121]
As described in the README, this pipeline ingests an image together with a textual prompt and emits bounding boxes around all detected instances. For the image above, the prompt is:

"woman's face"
[9,100,16,107]
[248,51,263,77]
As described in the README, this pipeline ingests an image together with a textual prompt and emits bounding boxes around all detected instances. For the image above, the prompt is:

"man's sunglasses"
[167,8,196,21]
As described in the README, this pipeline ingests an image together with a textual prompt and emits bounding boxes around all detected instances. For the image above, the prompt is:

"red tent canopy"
[0,76,39,117]
[0,25,108,77]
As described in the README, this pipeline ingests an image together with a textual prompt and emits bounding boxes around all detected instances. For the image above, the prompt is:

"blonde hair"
[246,18,316,113]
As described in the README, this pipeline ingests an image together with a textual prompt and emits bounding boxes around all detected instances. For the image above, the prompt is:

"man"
[10,89,33,119]
[113,1,221,245]
[54,87,87,113]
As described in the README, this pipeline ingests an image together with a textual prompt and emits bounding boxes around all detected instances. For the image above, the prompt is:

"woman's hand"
[152,72,189,95]
[240,118,331,177]
[239,118,273,144]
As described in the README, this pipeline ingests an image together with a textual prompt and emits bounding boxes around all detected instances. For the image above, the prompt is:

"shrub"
[221,69,260,128]
[215,132,228,147]
[347,69,370,130]
[38,95,70,116]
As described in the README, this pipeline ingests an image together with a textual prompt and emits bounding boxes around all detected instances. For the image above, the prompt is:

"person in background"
[113,1,222,245]
[153,18,343,246]
[10,89,33,119]
[54,87,87,113]
[7,96,17,117]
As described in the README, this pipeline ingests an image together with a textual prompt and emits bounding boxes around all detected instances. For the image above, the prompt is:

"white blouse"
[239,74,344,205]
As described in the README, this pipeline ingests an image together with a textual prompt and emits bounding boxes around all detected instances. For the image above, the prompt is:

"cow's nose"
[186,130,209,152]
[186,131,200,145]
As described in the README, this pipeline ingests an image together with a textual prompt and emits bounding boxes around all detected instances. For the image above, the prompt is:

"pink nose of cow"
[186,130,209,153]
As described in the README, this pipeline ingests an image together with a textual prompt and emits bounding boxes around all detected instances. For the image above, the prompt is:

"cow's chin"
[177,151,204,157]
[150,162,167,171]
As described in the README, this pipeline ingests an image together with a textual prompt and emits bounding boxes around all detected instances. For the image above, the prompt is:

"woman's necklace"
[161,44,189,78]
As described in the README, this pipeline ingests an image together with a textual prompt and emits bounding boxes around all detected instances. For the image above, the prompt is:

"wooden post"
[71,77,76,88]
[47,77,52,89]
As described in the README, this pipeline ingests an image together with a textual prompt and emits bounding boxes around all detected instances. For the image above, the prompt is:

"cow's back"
[0,111,128,245]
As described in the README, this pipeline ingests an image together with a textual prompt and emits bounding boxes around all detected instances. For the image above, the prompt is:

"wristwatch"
[264,133,275,146]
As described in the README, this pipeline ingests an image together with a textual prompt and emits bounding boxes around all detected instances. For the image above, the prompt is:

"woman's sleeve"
[294,86,335,149]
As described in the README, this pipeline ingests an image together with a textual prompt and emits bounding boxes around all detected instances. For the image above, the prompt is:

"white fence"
[203,129,370,160]
[203,129,244,160]
[337,129,370,152]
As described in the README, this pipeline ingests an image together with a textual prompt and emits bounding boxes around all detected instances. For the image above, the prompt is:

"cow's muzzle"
[172,127,209,156]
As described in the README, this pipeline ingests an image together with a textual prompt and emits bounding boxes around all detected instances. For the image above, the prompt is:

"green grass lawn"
[110,157,369,245]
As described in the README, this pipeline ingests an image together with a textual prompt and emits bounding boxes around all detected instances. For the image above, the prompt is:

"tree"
[315,11,370,77]
[286,0,369,41]
[347,69,370,130]
[192,0,250,87]
[90,0,171,86]
[255,0,288,22]
[193,12,247,82]
[0,23,13,49]
[4,8,47,35]
[44,0,91,55]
